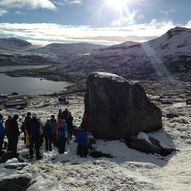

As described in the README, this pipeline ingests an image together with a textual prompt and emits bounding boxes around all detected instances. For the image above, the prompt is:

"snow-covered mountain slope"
[30,43,106,60]
[0,39,105,66]
[1,27,191,82]
[44,26,190,82]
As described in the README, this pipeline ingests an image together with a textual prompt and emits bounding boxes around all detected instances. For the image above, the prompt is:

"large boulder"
[84,72,162,139]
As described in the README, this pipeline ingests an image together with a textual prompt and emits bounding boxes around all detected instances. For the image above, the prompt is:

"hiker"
[4,115,12,150]
[43,119,53,151]
[81,114,89,132]
[0,114,5,155]
[76,127,88,158]
[8,114,20,157]
[57,109,64,120]
[56,118,68,154]
[5,115,12,130]
[28,113,42,160]
[23,112,31,146]
[50,115,57,146]
[63,108,69,120]
[38,118,44,146]
[66,111,73,140]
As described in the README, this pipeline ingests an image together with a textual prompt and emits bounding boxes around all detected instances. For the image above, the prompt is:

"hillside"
[0,39,104,66]
[60,26,191,82]
[2,27,191,82]
[30,43,106,61]
[0,37,32,50]
[33,26,190,82]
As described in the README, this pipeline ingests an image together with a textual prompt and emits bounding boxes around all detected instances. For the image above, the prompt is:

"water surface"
[0,65,73,95]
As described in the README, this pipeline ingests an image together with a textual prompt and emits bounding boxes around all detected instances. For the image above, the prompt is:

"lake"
[0,65,73,95]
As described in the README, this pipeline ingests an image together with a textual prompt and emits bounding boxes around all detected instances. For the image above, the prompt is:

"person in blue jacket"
[0,114,5,155]
[76,127,88,158]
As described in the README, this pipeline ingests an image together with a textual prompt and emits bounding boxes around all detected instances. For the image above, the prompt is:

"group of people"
[0,108,90,160]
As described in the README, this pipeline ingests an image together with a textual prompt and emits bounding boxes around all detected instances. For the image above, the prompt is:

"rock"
[166,113,179,118]
[125,133,175,156]
[0,151,14,163]
[159,96,173,104]
[4,163,28,170]
[186,99,191,105]
[84,72,162,139]
[178,118,189,124]
[0,176,31,191]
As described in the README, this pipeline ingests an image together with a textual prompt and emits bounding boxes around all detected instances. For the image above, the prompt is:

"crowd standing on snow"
[0,108,91,160]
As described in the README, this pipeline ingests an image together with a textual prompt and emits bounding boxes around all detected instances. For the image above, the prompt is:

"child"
[76,127,88,158]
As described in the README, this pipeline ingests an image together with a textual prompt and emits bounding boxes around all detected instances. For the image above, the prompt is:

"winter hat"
[13,114,19,120]
[27,112,31,116]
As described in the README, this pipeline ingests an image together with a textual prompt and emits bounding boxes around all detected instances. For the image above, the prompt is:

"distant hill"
[0,39,105,66]
[0,37,32,50]
[29,43,106,61]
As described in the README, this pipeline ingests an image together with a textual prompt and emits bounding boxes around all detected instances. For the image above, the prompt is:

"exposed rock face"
[125,133,175,156]
[84,72,162,139]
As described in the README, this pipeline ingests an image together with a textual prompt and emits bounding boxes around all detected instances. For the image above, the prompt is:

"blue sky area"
[0,0,190,45]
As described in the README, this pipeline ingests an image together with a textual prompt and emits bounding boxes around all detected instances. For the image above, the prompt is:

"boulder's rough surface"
[84,72,162,139]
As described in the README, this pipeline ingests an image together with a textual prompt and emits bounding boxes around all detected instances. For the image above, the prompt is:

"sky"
[0,0,191,45]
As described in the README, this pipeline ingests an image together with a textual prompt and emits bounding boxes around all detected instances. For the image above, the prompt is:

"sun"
[105,0,129,11]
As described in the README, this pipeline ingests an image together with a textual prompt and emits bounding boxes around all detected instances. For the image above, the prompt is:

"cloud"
[52,0,81,6]
[0,20,181,45]
[0,0,56,10]
[112,11,138,26]
[0,9,8,16]
[186,20,191,28]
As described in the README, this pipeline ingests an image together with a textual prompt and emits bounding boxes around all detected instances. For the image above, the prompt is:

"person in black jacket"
[7,114,20,157]
[22,112,31,145]
[43,119,53,151]
[0,114,5,155]
[28,113,42,160]
[66,112,73,140]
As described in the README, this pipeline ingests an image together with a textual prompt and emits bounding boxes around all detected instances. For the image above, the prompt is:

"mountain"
[0,37,32,50]
[30,43,106,60]
[0,39,105,66]
[39,26,190,82]
[1,27,191,82]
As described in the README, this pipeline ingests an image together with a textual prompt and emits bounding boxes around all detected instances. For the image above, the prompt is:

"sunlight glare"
[105,0,129,10]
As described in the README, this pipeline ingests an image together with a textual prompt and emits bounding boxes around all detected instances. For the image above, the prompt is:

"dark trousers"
[45,135,53,151]
[52,133,56,146]
[67,127,73,140]
[0,137,4,153]
[77,144,88,157]
[8,137,18,157]
[57,138,67,154]
[29,139,40,159]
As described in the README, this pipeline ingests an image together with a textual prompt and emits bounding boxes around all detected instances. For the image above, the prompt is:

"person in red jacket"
[81,114,89,132]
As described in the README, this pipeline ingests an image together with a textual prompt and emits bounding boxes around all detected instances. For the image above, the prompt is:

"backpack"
[57,121,67,139]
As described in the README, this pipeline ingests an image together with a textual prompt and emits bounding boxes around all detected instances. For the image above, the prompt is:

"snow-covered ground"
[0,94,191,191]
